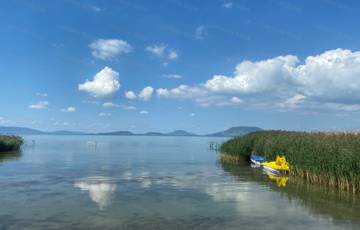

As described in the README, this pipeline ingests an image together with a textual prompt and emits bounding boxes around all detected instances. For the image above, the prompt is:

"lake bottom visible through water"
[0,135,360,230]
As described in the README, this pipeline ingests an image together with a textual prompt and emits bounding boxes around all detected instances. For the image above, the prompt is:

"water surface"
[0,135,359,229]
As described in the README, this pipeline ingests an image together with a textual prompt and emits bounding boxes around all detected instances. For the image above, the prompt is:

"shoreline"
[220,131,360,193]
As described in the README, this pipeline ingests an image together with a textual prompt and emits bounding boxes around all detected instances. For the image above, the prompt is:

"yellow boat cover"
[261,155,290,171]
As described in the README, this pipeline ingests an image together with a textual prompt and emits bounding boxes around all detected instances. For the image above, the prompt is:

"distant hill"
[165,130,197,136]
[0,126,262,137]
[140,132,164,136]
[0,126,86,135]
[49,130,87,135]
[0,126,44,135]
[206,126,262,137]
[97,131,134,136]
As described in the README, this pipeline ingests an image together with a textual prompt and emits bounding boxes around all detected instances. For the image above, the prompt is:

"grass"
[0,135,23,152]
[220,131,360,193]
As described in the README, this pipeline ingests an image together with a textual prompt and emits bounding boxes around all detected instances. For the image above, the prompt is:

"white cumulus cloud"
[61,106,76,112]
[277,94,306,109]
[294,48,360,101]
[139,110,149,114]
[99,112,111,117]
[125,87,154,101]
[145,44,167,57]
[79,67,120,98]
[163,74,183,79]
[205,55,298,94]
[195,95,243,107]
[36,92,48,97]
[138,86,154,101]
[146,44,178,61]
[204,48,360,102]
[102,102,120,108]
[155,48,360,111]
[205,48,360,105]
[102,102,136,110]
[125,91,137,100]
[90,39,132,60]
[29,101,49,109]
[123,105,136,110]
[231,96,243,104]
[156,85,207,99]
[168,50,178,59]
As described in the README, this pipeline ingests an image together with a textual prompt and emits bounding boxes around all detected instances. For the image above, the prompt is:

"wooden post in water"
[209,141,219,151]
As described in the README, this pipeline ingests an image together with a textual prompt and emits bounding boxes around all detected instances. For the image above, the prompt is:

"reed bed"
[220,131,360,193]
[0,135,23,152]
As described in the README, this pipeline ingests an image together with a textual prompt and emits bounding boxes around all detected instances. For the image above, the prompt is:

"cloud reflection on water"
[121,169,252,209]
[73,170,253,214]
[74,176,116,210]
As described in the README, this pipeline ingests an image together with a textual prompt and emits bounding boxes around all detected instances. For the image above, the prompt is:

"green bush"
[0,135,23,152]
[220,131,360,192]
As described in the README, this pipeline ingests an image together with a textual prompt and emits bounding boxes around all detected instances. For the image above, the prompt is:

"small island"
[0,135,23,152]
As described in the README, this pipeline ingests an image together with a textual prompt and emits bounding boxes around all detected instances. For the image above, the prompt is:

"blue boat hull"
[250,155,266,165]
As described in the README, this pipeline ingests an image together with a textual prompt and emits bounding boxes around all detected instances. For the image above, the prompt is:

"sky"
[1,0,360,134]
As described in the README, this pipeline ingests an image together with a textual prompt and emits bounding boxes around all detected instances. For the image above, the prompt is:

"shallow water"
[0,135,360,230]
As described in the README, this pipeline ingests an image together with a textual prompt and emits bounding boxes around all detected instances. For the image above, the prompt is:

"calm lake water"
[1,135,360,230]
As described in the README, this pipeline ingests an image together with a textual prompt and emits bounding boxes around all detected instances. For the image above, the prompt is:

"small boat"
[250,154,266,165]
[261,155,289,174]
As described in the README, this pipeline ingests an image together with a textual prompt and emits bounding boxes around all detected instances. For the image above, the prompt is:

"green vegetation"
[220,131,360,193]
[0,135,23,152]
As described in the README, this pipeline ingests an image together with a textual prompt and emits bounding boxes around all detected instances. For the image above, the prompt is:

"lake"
[1,135,360,229]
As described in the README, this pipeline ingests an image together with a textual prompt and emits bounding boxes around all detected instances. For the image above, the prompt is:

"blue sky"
[1,0,360,133]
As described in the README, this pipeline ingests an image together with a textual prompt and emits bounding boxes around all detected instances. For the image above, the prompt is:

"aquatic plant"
[0,135,23,152]
[220,131,360,193]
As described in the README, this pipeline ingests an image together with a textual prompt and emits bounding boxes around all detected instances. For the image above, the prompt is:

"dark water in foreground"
[1,135,360,230]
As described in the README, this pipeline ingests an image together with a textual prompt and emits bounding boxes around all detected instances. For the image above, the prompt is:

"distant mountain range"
[0,127,88,136]
[0,126,262,137]
[206,126,262,137]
